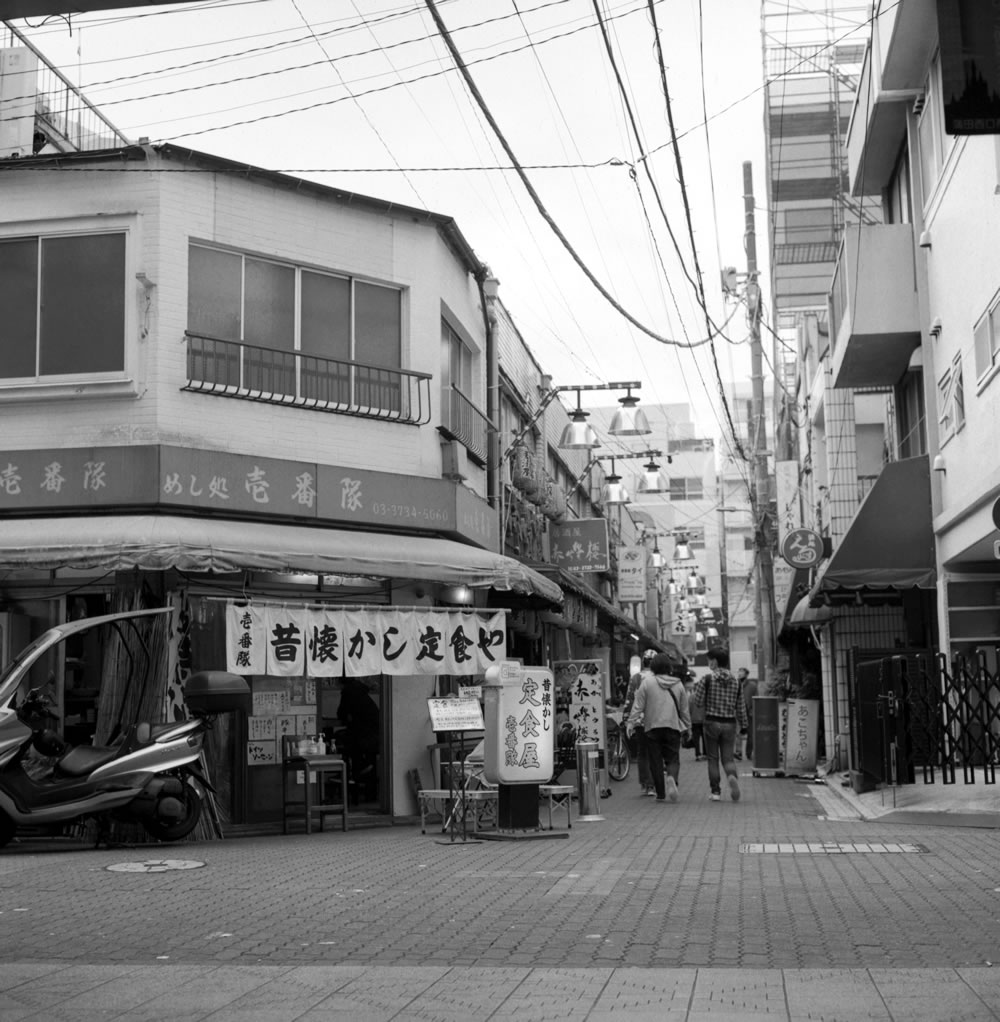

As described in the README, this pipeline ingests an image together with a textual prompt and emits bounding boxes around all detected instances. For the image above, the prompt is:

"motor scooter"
[0,607,250,848]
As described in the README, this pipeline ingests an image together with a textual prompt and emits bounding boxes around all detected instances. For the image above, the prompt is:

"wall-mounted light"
[918,229,932,249]
[932,453,946,472]
[440,584,474,605]
[135,271,156,290]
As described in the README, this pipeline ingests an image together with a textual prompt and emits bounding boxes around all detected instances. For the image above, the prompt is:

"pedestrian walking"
[690,648,747,802]
[738,667,758,764]
[627,653,691,802]
[624,650,656,796]
[684,673,706,759]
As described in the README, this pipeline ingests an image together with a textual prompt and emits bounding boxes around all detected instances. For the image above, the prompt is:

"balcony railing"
[439,385,493,465]
[183,333,432,425]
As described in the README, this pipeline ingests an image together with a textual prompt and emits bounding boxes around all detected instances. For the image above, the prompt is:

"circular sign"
[105,859,206,873]
[780,528,824,568]
[993,495,1000,531]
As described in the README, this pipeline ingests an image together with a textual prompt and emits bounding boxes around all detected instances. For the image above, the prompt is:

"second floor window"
[668,477,704,500]
[974,293,1000,385]
[188,244,402,369]
[0,231,126,381]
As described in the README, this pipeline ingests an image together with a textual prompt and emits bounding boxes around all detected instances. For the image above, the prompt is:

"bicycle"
[605,711,630,782]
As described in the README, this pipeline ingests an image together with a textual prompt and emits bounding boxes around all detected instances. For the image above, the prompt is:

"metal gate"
[851,648,999,787]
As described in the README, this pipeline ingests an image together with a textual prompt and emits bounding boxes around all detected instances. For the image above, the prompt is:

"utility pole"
[743,161,776,681]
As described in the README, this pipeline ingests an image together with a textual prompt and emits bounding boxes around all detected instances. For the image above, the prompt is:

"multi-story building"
[768,0,1000,780]
[0,33,671,833]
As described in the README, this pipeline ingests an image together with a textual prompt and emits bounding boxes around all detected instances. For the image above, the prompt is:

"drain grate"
[741,842,927,854]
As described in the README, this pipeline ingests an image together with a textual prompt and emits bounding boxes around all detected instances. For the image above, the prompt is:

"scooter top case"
[184,671,251,716]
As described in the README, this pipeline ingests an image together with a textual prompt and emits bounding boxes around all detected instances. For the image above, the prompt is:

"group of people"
[623,648,755,803]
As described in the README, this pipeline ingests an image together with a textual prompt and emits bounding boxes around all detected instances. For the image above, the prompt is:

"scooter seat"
[57,744,122,778]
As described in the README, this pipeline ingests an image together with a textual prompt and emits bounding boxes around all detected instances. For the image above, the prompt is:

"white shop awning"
[0,514,563,605]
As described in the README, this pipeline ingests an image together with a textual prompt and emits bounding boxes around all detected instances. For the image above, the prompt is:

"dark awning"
[812,455,936,599]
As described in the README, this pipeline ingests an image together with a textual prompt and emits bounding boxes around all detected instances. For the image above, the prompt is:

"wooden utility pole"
[743,161,776,680]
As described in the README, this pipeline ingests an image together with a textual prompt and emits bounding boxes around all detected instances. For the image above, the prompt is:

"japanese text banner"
[225,603,507,677]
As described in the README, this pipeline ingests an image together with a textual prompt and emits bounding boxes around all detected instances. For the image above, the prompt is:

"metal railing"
[1,23,130,152]
[439,385,493,464]
[182,333,432,425]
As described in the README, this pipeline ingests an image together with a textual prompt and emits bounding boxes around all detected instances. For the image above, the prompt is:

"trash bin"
[575,740,605,821]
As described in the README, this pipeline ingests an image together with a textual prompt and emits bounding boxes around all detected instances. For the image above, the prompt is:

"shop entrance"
[320,677,383,809]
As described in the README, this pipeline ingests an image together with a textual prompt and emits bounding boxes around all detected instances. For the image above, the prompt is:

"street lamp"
[502,380,652,461]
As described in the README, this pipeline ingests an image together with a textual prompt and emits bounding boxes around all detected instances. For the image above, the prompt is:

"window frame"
[187,242,404,369]
[937,352,965,445]
[973,289,1000,390]
[0,215,138,401]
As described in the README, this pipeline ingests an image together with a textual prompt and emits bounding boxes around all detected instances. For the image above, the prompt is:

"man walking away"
[624,650,657,796]
[627,653,691,802]
[738,667,758,765]
[690,648,747,802]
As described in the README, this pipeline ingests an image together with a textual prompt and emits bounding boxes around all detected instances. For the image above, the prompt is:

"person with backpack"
[627,653,691,802]
[690,648,747,802]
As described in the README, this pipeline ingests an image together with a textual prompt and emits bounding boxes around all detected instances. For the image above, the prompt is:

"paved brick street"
[1,761,999,1018]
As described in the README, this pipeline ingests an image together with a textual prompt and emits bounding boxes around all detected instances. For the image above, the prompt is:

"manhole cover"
[106,859,206,873]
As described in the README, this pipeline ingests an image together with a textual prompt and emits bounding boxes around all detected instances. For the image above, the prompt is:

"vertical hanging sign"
[617,544,647,603]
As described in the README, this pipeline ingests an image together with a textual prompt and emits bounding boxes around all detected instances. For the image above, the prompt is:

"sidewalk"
[1,757,999,1019]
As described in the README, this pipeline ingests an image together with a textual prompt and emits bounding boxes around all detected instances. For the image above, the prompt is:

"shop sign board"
[938,0,1000,134]
[427,697,485,733]
[617,544,647,603]
[482,661,554,784]
[553,658,608,780]
[225,602,507,677]
[0,445,498,549]
[549,518,609,573]
[780,528,823,568]
[784,698,820,774]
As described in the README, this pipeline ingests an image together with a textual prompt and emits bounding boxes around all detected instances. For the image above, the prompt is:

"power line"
[420,0,718,351]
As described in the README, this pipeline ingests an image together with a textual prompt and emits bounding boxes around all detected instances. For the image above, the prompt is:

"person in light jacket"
[627,653,691,802]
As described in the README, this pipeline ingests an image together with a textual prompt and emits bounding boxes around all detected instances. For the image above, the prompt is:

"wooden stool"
[539,784,574,829]
[281,736,348,834]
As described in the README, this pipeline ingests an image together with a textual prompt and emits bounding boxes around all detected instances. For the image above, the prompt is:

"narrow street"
[1,762,998,1019]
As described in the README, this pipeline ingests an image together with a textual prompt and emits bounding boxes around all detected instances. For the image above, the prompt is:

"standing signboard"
[553,658,608,789]
[783,698,820,774]
[482,661,555,785]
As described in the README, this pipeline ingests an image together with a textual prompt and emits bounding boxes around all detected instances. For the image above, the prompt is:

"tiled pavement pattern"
[0,759,998,1018]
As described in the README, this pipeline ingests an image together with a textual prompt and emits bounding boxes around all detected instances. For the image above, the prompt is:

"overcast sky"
[16,0,769,444]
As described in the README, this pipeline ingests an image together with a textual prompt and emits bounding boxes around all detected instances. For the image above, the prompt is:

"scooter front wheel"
[142,779,202,843]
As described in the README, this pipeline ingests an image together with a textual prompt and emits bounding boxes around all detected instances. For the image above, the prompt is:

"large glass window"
[188,244,401,367]
[187,244,403,410]
[973,292,1000,385]
[0,232,125,380]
